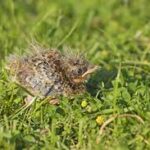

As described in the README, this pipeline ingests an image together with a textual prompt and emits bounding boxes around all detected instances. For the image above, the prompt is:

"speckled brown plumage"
[6,44,98,99]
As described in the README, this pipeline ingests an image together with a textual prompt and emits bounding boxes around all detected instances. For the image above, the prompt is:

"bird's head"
[64,55,99,84]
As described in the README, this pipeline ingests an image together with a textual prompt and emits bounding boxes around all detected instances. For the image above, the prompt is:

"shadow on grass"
[86,68,117,97]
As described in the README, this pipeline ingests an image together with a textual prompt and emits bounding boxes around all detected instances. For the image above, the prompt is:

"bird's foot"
[49,98,60,105]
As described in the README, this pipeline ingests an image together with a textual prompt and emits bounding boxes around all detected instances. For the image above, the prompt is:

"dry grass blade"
[96,113,144,144]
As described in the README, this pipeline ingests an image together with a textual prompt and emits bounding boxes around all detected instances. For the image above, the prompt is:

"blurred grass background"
[0,0,150,149]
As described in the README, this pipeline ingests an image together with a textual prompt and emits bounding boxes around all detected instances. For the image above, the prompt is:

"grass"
[0,0,150,149]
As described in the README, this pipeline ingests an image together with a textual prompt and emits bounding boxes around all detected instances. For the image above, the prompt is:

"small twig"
[117,114,144,124]
[96,113,144,144]
[99,115,117,135]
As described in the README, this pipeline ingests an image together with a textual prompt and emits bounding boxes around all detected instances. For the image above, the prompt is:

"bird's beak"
[73,65,100,84]
[81,65,100,78]
[73,66,100,83]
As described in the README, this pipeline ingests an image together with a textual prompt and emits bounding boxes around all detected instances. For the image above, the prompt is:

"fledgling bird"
[6,44,98,104]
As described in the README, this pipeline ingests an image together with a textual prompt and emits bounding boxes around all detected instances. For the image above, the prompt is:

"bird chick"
[6,44,98,104]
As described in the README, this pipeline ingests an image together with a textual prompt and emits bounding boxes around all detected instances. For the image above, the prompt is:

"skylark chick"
[6,44,98,104]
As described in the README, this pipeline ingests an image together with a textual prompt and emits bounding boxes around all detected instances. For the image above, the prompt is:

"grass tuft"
[0,0,150,149]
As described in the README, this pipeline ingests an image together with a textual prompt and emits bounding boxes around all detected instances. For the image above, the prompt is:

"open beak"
[81,65,100,78]
[73,65,100,83]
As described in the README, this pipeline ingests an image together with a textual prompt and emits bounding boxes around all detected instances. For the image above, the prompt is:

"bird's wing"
[7,50,64,98]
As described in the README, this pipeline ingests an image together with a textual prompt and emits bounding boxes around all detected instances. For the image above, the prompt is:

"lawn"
[0,0,150,149]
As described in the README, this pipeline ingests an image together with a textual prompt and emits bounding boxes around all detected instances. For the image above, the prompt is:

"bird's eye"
[77,68,82,74]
